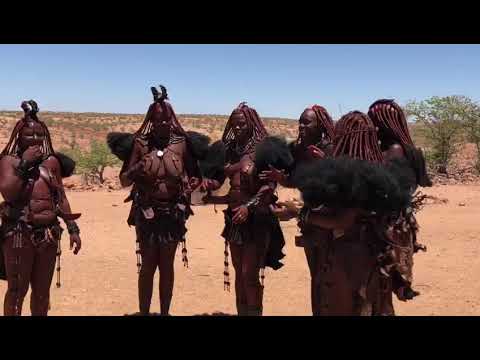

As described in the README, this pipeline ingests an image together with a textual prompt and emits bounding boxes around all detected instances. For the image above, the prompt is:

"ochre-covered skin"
[119,96,201,316]
[365,142,423,314]
[368,99,431,311]
[202,103,285,316]
[298,111,396,316]
[121,137,200,203]
[261,105,335,316]
[0,102,81,316]
[304,207,396,315]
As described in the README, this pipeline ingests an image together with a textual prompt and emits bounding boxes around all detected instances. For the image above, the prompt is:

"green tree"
[79,139,121,184]
[60,140,120,184]
[405,96,470,173]
[458,99,480,172]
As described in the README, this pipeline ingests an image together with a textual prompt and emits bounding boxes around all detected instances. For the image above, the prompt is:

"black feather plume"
[54,152,76,178]
[199,140,226,180]
[254,136,294,173]
[293,156,411,214]
[107,132,134,162]
[186,131,211,160]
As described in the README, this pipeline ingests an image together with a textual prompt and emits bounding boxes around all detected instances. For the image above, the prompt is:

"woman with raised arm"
[0,100,82,316]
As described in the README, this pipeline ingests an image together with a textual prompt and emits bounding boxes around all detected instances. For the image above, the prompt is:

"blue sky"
[0,44,478,119]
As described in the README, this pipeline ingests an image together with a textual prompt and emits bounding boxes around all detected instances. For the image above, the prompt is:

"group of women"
[107,85,431,316]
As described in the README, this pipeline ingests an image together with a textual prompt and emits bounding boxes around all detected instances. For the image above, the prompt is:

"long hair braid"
[333,111,384,163]
[368,99,432,187]
[1,109,55,158]
[222,102,268,157]
[311,105,335,143]
[368,99,414,146]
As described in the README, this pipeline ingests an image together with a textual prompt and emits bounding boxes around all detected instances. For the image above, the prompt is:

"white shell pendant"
[156,150,164,158]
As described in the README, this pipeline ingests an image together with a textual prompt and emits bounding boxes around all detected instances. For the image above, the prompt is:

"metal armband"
[66,221,80,235]
[245,196,261,211]
[15,159,34,180]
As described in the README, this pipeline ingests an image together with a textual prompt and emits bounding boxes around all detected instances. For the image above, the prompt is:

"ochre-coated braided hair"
[333,111,384,163]
[134,87,187,144]
[309,104,335,143]
[368,99,432,187]
[368,99,413,147]
[1,100,55,158]
[222,102,268,156]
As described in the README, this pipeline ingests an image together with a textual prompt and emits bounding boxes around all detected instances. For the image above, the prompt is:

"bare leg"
[229,243,247,315]
[304,244,318,315]
[158,242,177,316]
[30,244,57,316]
[242,241,264,316]
[138,244,158,315]
[3,235,34,316]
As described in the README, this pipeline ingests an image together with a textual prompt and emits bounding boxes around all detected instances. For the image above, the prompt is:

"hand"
[232,205,249,224]
[259,165,286,183]
[189,177,201,190]
[307,145,325,159]
[21,145,43,165]
[199,178,215,192]
[269,204,296,221]
[279,200,303,214]
[69,233,82,255]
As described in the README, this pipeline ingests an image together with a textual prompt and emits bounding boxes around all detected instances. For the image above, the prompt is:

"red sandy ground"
[1,184,479,316]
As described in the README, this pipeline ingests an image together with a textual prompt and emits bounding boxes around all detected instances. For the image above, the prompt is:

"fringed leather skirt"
[221,207,285,270]
[135,201,193,247]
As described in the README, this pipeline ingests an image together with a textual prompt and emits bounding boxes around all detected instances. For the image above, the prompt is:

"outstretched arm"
[259,165,294,188]
[303,208,359,230]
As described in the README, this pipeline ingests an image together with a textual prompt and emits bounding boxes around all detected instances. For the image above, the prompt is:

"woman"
[368,99,432,304]
[110,86,202,316]
[286,111,410,315]
[259,105,335,315]
[200,102,285,316]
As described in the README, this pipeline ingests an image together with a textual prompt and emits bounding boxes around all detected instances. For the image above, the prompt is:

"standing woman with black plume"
[200,102,285,316]
[108,85,203,316]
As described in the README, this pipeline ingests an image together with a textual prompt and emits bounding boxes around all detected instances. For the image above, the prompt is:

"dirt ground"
[1,184,479,316]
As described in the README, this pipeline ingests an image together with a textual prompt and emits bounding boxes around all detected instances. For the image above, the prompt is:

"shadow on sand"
[124,312,235,316]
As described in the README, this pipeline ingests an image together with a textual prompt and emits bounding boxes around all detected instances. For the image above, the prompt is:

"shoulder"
[134,136,148,147]
[43,155,61,170]
[385,143,406,160]
[133,136,149,154]
[175,137,188,148]
[169,137,188,155]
